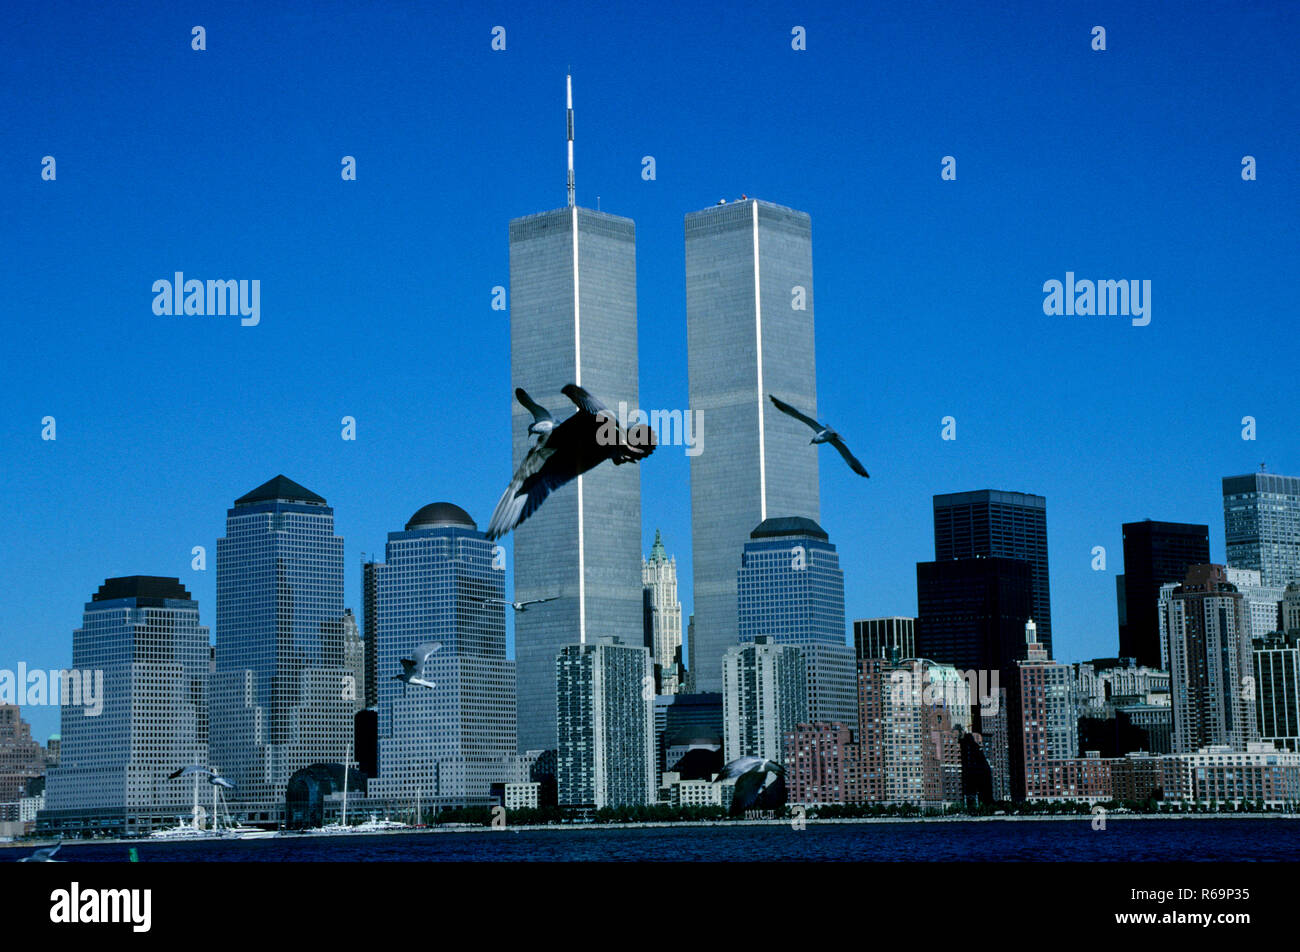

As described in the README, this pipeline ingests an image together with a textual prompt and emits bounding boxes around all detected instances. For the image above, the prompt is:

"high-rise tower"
[509,77,642,751]
[686,198,819,692]
[211,475,352,821]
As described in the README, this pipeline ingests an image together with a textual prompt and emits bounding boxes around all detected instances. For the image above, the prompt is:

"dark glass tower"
[933,490,1052,657]
[915,557,1034,712]
[1118,520,1210,667]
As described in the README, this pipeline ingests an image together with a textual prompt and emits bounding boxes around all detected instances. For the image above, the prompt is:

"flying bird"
[481,595,559,612]
[516,388,556,439]
[486,384,656,540]
[18,841,62,862]
[768,395,870,478]
[167,764,236,788]
[393,642,441,692]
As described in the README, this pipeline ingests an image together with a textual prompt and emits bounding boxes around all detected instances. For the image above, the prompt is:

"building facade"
[853,617,916,663]
[1118,520,1210,667]
[1223,472,1300,588]
[643,529,684,694]
[509,204,643,752]
[686,198,820,692]
[722,637,807,764]
[556,639,655,809]
[1159,564,1258,753]
[211,475,352,822]
[932,490,1052,655]
[371,503,517,812]
[41,577,209,836]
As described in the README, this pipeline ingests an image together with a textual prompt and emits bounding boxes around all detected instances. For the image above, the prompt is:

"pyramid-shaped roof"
[235,475,326,506]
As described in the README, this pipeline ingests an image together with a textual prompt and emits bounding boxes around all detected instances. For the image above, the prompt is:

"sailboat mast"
[341,741,352,827]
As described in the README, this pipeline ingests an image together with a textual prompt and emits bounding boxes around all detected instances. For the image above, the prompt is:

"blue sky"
[2,0,1296,741]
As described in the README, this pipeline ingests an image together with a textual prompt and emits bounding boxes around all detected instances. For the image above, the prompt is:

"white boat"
[306,743,410,834]
[153,762,275,840]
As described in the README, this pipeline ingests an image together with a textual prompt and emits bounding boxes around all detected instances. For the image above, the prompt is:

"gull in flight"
[768,395,870,478]
[487,384,656,540]
[481,595,559,612]
[393,643,441,692]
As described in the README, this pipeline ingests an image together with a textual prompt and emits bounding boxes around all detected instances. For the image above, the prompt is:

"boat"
[307,742,410,834]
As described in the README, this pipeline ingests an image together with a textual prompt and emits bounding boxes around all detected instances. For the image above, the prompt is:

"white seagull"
[394,643,441,692]
[481,595,560,613]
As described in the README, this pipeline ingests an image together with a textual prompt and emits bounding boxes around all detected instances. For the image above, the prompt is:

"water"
[6,818,1300,862]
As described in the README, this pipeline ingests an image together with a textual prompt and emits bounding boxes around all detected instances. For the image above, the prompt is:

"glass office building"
[211,475,352,821]
[1223,472,1300,588]
[370,503,516,811]
[41,577,209,836]
[933,490,1053,657]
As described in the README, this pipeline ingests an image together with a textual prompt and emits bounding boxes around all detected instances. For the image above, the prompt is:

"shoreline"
[5,811,1297,849]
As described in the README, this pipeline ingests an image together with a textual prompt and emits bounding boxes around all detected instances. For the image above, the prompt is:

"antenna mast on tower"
[566,73,576,208]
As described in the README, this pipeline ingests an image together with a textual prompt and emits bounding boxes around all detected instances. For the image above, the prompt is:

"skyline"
[4,1,1298,744]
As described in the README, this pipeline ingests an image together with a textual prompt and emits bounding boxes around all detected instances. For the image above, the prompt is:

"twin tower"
[508,195,820,751]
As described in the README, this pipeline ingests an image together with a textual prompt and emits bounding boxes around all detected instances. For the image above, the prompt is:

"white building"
[504,782,541,810]
[722,637,807,764]
[643,530,684,694]
[1226,567,1285,643]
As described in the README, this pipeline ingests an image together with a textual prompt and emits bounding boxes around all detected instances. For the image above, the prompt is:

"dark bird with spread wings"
[768,394,870,478]
[486,384,656,540]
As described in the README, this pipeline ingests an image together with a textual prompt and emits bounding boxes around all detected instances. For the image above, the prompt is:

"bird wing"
[828,435,870,478]
[168,764,207,780]
[515,387,553,424]
[526,595,559,605]
[414,643,441,666]
[485,435,570,540]
[399,657,417,675]
[561,383,609,416]
[768,395,822,431]
[210,776,237,789]
[480,597,508,606]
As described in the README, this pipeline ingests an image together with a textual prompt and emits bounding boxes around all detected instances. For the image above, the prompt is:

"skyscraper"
[1118,520,1210,667]
[509,80,642,752]
[686,198,820,692]
[933,490,1052,655]
[41,577,209,836]
[737,516,856,728]
[1010,620,1078,799]
[722,637,807,763]
[1223,471,1300,588]
[915,556,1034,709]
[643,529,683,694]
[555,638,655,809]
[371,503,516,811]
[1159,564,1258,753]
[211,476,352,822]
